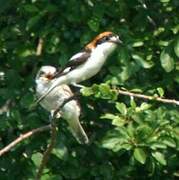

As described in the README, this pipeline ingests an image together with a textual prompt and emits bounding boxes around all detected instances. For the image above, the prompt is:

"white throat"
[94,42,117,57]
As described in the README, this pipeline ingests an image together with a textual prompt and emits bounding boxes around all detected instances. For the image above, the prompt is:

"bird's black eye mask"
[96,34,114,45]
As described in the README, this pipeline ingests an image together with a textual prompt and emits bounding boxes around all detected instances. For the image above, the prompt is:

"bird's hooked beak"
[109,35,123,45]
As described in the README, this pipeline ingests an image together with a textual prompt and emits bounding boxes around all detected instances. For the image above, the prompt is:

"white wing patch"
[70,52,87,61]
[58,51,90,76]
[63,67,71,73]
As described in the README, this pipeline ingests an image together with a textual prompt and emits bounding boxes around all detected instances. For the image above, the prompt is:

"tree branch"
[0,125,51,157]
[117,89,179,106]
[138,0,156,27]
[36,38,43,56]
[35,95,76,180]
[35,117,57,180]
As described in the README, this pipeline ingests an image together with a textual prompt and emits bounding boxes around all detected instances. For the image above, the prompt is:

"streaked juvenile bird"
[35,65,89,144]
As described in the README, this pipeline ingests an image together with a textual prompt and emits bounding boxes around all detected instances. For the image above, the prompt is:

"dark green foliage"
[0,0,179,179]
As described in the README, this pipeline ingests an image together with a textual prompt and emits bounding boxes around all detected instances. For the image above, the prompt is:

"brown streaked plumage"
[85,31,114,50]
[35,66,89,144]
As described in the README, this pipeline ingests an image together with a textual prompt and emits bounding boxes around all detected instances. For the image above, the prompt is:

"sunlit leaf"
[174,38,179,58]
[31,153,43,167]
[163,137,176,148]
[102,138,121,150]
[115,102,127,115]
[132,54,154,69]
[52,145,68,160]
[132,41,144,47]
[134,148,146,164]
[135,103,152,112]
[160,0,170,2]
[152,152,167,165]
[101,113,117,120]
[80,87,93,96]
[160,49,174,72]
[150,142,167,150]
[157,87,164,97]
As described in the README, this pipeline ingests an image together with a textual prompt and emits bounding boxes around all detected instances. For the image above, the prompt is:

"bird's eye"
[103,36,110,41]
[96,36,111,45]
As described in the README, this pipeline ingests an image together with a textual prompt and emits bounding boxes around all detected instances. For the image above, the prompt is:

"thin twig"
[35,117,57,180]
[138,0,156,27]
[117,89,179,106]
[36,38,43,56]
[35,96,76,180]
[0,125,51,157]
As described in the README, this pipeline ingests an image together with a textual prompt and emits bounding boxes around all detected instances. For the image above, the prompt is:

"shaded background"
[0,0,179,179]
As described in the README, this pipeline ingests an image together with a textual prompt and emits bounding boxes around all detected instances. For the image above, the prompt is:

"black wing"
[54,51,90,78]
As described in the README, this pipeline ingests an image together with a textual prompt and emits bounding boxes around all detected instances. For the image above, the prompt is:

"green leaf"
[130,98,137,108]
[80,87,93,96]
[157,87,164,97]
[174,127,179,140]
[118,48,130,64]
[150,142,167,150]
[26,14,42,30]
[119,143,132,151]
[120,66,131,82]
[133,148,146,164]
[112,117,126,127]
[160,0,170,2]
[98,84,111,97]
[88,17,100,32]
[10,109,21,122]
[101,114,126,127]
[18,49,35,57]
[160,49,174,72]
[115,102,127,115]
[171,24,179,34]
[52,145,68,160]
[135,103,152,112]
[31,153,43,167]
[101,113,118,120]
[132,54,154,69]
[136,125,153,140]
[163,137,176,148]
[45,4,58,12]
[89,84,118,100]
[102,138,121,150]
[132,41,144,47]
[152,152,167,165]
[126,123,135,137]
[20,93,34,108]
[23,4,39,13]
[174,38,179,58]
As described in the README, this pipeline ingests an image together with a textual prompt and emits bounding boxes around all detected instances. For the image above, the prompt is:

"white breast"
[38,42,117,96]
[65,42,117,82]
